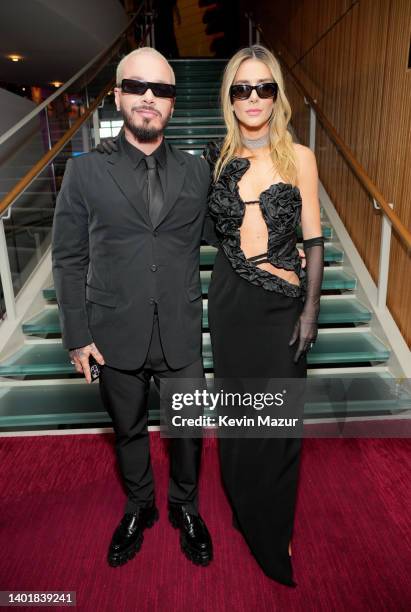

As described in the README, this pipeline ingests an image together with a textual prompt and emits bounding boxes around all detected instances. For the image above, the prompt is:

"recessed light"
[7,54,23,62]
[50,81,63,88]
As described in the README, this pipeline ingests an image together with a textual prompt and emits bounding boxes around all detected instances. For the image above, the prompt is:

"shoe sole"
[168,512,213,567]
[108,508,159,568]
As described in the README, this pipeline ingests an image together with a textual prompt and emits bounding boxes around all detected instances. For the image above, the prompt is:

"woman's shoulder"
[292,142,318,189]
[292,143,316,174]
[292,142,315,160]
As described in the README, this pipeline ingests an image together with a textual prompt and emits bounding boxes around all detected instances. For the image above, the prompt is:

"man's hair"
[116,47,176,86]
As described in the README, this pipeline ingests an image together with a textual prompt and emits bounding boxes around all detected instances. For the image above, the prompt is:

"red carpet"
[0,433,409,611]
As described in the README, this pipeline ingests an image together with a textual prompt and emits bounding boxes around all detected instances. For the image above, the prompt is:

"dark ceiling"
[0,0,127,86]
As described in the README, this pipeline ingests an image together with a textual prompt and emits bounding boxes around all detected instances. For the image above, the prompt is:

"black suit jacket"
[51,136,215,370]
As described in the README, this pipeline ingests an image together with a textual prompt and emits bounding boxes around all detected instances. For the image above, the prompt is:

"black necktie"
[144,155,164,227]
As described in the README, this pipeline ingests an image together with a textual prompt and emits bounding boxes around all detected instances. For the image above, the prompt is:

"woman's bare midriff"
[240,203,300,287]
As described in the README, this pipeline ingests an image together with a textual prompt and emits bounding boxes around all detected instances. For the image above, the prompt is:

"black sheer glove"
[289,236,325,363]
[94,126,124,154]
[95,137,119,154]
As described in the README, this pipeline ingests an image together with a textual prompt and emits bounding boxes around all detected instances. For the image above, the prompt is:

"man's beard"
[121,105,171,142]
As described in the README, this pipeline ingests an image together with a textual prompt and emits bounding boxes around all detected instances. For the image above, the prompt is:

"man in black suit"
[51,47,214,568]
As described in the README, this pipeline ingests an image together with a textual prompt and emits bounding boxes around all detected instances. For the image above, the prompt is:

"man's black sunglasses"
[119,78,176,98]
[230,82,278,101]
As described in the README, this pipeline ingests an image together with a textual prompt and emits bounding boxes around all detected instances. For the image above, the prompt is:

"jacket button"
[151,264,157,272]
[153,231,158,237]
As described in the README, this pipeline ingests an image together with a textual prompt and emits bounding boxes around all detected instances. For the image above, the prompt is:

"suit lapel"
[153,142,186,229]
[106,151,152,227]
[105,139,186,229]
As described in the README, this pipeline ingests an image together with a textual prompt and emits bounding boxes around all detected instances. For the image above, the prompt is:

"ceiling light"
[8,54,23,62]
[50,81,63,88]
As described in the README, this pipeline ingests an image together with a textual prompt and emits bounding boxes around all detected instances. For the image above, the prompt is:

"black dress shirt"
[121,131,167,197]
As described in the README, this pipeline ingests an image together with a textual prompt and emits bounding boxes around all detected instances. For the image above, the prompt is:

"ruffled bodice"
[203,140,307,298]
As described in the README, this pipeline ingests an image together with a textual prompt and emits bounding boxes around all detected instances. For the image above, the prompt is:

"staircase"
[0,59,407,431]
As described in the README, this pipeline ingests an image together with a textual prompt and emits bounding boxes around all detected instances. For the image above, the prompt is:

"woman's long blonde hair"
[213,45,298,186]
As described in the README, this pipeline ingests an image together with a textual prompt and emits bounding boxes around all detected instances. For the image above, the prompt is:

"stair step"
[174,94,220,100]
[0,342,168,378]
[171,75,224,81]
[202,330,390,368]
[174,102,222,110]
[165,126,226,137]
[169,58,227,63]
[315,297,372,323]
[1,370,407,429]
[0,329,390,379]
[42,267,356,305]
[0,381,158,428]
[22,295,372,336]
[302,371,410,417]
[201,297,371,329]
[0,382,109,427]
[174,86,221,93]
[23,309,61,334]
[169,118,225,127]
[172,109,223,118]
[172,138,222,147]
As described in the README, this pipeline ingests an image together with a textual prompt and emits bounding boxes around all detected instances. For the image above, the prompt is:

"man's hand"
[298,247,306,268]
[69,342,105,383]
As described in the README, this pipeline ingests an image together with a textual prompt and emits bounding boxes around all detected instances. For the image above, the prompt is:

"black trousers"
[99,309,203,514]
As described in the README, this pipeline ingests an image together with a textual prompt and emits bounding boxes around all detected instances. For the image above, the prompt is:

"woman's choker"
[241,133,270,149]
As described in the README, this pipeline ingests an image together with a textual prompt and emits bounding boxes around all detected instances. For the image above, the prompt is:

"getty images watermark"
[171,388,299,427]
[160,377,306,438]
[158,377,411,438]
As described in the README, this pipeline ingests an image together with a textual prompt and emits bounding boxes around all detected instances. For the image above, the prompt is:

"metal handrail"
[245,13,411,252]
[0,4,144,147]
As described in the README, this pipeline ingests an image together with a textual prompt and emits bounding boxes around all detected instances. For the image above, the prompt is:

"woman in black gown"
[203,45,324,587]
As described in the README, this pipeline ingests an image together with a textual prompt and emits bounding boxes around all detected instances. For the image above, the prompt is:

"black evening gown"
[208,249,306,587]
[203,140,308,586]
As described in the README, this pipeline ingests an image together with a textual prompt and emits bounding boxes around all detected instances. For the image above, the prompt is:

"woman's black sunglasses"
[119,78,176,98]
[230,82,278,101]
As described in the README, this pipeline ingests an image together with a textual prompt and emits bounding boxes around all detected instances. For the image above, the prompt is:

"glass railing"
[0,2,153,324]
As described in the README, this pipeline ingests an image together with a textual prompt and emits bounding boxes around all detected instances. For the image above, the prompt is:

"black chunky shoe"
[168,504,213,567]
[108,504,159,567]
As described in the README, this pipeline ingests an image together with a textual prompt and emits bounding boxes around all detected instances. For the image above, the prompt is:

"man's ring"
[308,342,314,351]
[70,360,75,365]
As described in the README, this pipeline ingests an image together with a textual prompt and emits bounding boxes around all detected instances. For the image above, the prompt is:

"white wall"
[0,89,43,180]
